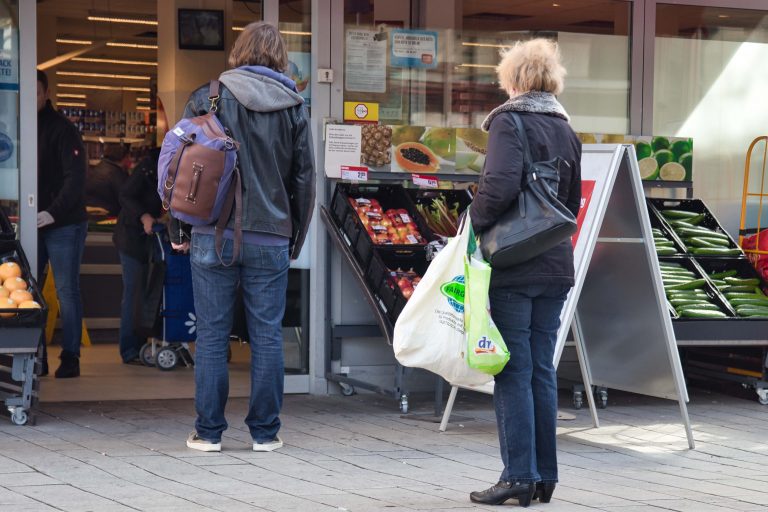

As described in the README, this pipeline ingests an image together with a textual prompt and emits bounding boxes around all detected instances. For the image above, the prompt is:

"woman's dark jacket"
[113,150,163,261]
[172,67,316,258]
[470,99,582,288]
[86,158,127,216]
[37,101,88,229]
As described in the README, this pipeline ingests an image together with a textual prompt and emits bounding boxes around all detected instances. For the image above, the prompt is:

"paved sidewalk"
[1,388,767,511]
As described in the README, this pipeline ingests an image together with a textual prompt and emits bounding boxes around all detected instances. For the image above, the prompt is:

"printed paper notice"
[391,29,438,69]
[324,124,363,178]
[345,30,387,93]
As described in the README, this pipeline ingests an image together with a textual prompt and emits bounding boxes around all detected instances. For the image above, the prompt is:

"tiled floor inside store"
[2,386,768,511]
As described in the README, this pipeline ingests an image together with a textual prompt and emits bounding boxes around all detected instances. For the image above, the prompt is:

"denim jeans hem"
[539,478,558,484]
[502,477,538,485]
[196,432,221,444]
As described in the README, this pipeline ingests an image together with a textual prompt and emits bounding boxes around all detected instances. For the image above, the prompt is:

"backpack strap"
[214,166,243,266]
[208,80,221,112]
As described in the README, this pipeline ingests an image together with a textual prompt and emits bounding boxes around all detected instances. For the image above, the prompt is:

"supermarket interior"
[0,1,768,424]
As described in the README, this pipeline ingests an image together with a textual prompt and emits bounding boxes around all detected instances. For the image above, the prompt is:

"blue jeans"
[190,233,289,443]
[118,252,143,362]
[38,221,88,358]
[489,283,570,484]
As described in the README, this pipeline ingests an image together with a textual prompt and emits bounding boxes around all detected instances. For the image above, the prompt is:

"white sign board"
[345,30,387,93]
[324,124,362,179]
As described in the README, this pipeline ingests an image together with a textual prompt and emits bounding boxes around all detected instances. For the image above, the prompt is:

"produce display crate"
[659,257,733,319]
[648,198,743,256]
[330,183,435,273]
[366,251,429,326]
[405,189,472,239]
[0,237,47,426]
[647,200,687,256]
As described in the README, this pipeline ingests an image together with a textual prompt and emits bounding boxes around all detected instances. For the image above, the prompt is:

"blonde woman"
[469,39,582,507]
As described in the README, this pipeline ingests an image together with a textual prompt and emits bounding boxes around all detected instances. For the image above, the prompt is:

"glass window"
[342,0,631,132]
[653,5,768,212]
[280,0,311,111]
[0,1,19,230]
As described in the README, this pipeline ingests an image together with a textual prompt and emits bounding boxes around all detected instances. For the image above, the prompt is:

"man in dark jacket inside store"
[86,143,129,217]
[37,70,88,378]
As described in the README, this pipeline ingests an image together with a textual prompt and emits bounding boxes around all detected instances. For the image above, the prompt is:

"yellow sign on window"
[344,102,379,123]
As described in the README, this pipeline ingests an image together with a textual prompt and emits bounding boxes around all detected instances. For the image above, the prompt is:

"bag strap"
[208,80,221,112]
[510,112,562,184]
[214,166,243,267]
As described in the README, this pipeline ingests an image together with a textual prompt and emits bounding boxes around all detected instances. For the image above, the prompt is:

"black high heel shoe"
[470,481,536,507]
[535,482,556,503]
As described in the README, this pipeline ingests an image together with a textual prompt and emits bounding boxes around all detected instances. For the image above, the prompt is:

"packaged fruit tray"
[648,198,743,257]
[693,258,768,319]
[405,189,472,239]
[658,258,733,320]
[0,240,47,328]
[330,184,435,271]
[366,251,428,325]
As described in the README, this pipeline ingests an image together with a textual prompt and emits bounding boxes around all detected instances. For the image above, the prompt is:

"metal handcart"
[0,213,47,425]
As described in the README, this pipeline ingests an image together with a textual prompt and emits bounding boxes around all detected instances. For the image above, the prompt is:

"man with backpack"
[163,22,315,452]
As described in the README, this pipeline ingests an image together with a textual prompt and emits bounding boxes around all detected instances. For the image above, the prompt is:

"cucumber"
[667,290,708,296]
[652,228,664,236]
[677,303,721,311]
[729,297,768,307]
[678,309,727,318]
[669,220,695,228]
[656,247,678,256]
[677,227,730,240]
[686,213,707,226]
[710,270,739,279]
[670,298,715,307]
[659,262,683,268]
[735,305,768,314]
[724,277,761,287]
[710,280,727,288]
[721,285,759,293]
[654,240,675,247]
[738,311,768,318]
[665,279,707,291]
[687,237,730,248]
[725,292,766,299]
[690,247,742,256]
[661,209,700,219]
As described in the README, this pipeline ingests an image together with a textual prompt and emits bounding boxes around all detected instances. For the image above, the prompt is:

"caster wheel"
[399,395,409,414]
[11,409,28,426]
[757,390,768,405]
[572,391,583,410]
[596,390,608,409]
[139,343,156,367]
[339,383,355,396]
[156,348,178,371]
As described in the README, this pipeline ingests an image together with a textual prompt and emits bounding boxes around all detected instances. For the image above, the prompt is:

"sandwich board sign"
[438,145,695,450]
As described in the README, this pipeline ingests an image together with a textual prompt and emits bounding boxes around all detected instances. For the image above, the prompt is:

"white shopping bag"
[393,216,493,387]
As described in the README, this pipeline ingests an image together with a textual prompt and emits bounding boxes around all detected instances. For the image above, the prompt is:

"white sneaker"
[186,432,221,452]
[253,436,283,452]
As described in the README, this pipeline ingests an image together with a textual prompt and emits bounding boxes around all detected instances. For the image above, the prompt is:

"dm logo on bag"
[440,275,465,313]
[474,336,498,355]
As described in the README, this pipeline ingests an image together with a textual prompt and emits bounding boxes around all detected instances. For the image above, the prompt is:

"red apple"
[401,286,414,299]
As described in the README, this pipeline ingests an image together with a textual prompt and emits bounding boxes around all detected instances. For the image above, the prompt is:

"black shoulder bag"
[478,113,577,269]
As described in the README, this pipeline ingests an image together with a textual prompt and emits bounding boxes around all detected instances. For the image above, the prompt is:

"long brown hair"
[228,21,288,72]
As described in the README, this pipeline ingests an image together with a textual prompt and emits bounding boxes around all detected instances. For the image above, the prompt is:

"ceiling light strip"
[56,71,151,81]
[59,83,151,92]
[87,15,157,26]
[232,26,311,36]
[56,93,87,99]
[57,102,87,107]
[56,38,93,45]
[462,42,512,49]
[136,106,151,111]
[459,63,497,69]
[72,57,157,66]
[106,42,158,49]
[136,97,151,102]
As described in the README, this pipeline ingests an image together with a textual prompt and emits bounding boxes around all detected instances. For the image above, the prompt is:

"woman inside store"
[113,147,163,365]
[170,21,315,453]
[468,39,582,507]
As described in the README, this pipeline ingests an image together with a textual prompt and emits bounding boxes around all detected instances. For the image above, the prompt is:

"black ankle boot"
[535,482,556,503]
[470,481,536,507]
[55,352,80,379]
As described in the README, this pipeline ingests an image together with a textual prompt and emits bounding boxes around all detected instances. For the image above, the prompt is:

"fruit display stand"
[647,199,768,404]
[0,236,47,426]
[320,181,472,413]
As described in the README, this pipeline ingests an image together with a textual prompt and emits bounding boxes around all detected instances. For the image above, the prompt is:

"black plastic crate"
[648,198,743,257]
[693,258,768,317]
[368,251,430,325]
[0,240,47,328]
[405,189,472,238]
[331,183,435,272]
[646,199,686,256]
[659,257,734,319]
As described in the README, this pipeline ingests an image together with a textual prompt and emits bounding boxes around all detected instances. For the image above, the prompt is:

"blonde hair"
[228,21,288,72]
[496,38,566,96]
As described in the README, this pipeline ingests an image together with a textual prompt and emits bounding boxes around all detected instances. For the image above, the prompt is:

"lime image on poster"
[288,52,311,107]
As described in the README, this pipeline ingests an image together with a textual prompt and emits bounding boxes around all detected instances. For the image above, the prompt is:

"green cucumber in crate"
[677,227,730,240]
[656,247,678,256]
[669,298,715,307]
[668,290,708,298]
[690,247,742,256]
[661,209,700,219]
[687,237,730,248]
[710,269,739,279]
[723,277,761,287]
[677,303,721,312]
[665,278,707,291]
[678,309,728,318]
[729,297,768,307]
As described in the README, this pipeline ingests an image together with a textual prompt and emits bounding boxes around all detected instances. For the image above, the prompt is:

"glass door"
[0,1,19,233]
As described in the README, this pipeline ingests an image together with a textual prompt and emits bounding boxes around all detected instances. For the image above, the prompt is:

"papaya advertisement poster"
[358,125,488,175]
[577,133,693,182]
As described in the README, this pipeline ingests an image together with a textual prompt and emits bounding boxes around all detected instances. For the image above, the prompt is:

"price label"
[412,174,439,188]
[341,165,369,181]
[399,213,411,224]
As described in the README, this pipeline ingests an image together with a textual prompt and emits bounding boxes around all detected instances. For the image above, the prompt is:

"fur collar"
[482,91,569,131]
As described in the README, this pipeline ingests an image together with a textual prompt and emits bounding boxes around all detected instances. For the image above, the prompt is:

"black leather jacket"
[172,72,315,259]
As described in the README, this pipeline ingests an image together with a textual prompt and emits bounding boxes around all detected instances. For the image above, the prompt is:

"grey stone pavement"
[1,388,768,512]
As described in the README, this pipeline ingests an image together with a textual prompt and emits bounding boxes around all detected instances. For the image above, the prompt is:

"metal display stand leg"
[439,385,459,432]
[572,315,600,428]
